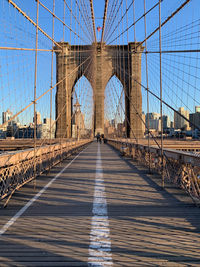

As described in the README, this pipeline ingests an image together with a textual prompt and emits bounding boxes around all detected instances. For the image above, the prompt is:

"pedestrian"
[96,133,100,143]
[101,134,104,144]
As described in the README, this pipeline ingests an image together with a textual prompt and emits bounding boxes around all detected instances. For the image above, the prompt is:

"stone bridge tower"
[54,42,144,139]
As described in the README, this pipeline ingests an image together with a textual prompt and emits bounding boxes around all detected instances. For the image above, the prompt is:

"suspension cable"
[64,0,93,43]
[138,0,191,48]
[107,1,160,44]
[143,0,151,172]
[103,0,119,42]
[101,0,109,43]
[104,0,123,43]
[7,0,62,48]
[105,0,134,44]
[116,63,200,131]
[38,0,88,44]
[89,0,97,43]
[0,56,92,129]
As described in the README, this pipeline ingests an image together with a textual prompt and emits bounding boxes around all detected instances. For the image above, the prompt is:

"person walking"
[96,133,100,143]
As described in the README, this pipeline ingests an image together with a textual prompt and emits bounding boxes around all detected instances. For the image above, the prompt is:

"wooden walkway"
[0,142,200,266]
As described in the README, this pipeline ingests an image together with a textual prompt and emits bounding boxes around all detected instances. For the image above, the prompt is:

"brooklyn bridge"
[0,0,200,266]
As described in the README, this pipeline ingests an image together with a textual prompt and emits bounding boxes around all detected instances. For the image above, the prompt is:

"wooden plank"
[0,142,200,265]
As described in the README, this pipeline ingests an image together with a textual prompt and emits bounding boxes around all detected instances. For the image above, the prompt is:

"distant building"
[189,106,200,130]
[0,109,56,139]
[2,109,13,125]
[189,113,200,130]
[174,107,190,130]
[107,126,115,136]
[148,112,160,120]
[16,126,34,139]
[116,122,126,137]
[110,119,116,128]
[162,115,170,129]
[37,118,56,139]
[104,120,110,129]
[0,129,6,139]
[72,100,85,139]
[104,119,117,137]
[2,109,15,131]
[146,112,161,131]
[33,111,41,125]
[6,121,21,138]
[195,106,200,113]
[1,109,23,137]
[43,118,50,125]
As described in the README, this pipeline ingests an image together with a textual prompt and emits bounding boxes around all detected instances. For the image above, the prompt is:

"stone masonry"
[54,42,144,139]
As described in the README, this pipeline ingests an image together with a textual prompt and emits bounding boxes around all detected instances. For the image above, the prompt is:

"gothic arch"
[104,75,127,137]
[71,75,94,96]
[55,42,144,138]
[105,73,127,92]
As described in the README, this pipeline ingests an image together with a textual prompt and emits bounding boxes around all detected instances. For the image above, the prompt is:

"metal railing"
[0,139,91,203]
[107,139,200,205]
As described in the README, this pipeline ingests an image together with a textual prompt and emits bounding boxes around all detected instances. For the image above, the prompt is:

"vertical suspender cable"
[122,1,126,138]
[70,0,72,44]
[117,2,121,140]
[79,0,93,41]
[63,0,67,140]
[50,0,55,142]
[63,0,66,41]
[60,0,65,162]
[133,0,136,51]
[126,0,131,141]
[133,0,137,143]
[33,0,39,188]
[144,0,151,173]
[77,4,81,141]
[159,0,164,187]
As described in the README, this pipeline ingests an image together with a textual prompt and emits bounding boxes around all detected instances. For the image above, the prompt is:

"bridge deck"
[0,142,200,266]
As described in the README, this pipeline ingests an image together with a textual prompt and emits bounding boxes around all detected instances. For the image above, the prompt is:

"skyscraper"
[33,111,41,125]
[195,106,200,113]
[162,115,170,129]
[189,106,200,130]
[174,107,189,130]
[2,109,13,124]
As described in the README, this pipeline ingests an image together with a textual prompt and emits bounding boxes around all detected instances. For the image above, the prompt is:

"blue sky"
[0,0,199,128]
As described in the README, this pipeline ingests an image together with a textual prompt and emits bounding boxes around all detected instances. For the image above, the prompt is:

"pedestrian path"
[0,142,200,266]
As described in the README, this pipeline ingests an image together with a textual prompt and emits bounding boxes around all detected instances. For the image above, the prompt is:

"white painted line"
[0,149,85,236]
[88,143,113,266]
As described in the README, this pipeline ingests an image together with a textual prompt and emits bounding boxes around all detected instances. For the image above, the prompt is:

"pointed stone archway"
[54,42,144,139]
